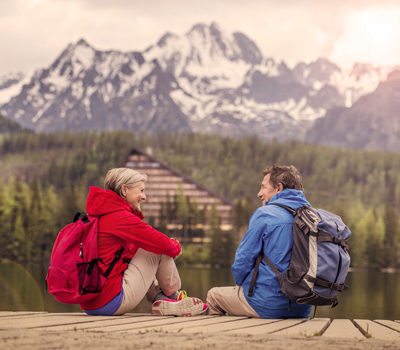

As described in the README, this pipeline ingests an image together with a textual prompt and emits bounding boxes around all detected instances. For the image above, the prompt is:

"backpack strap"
[317,233,350,251]
[248,251,282,297]
[305,275,348,291]
[247,252,263,297]
[247,203,294,298]
[262,255,281,278]
[263,202,296,277]
[103,247,124,278]
[268,203,296,215]
[73,212,90,223]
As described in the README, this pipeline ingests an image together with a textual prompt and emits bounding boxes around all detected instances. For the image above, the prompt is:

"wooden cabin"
[123,149,233,236]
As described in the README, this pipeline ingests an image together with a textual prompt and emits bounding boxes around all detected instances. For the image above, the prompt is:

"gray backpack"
[248,204,351,307]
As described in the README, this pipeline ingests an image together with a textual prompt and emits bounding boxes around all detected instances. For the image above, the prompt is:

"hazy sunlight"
[332,7,400,66]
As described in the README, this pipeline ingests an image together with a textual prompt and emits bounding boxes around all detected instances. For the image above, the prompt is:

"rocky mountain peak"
[75,38,91,48]
[233,32,263,65]
[184,22,261,65]
[156,32,179,48]
[293,58,341,88]
[0,72,24,90]
[187,22,210,36]
[1,22,400,150]
[386,69,400,83]
[349,62,376,80]
[47,38,96,81]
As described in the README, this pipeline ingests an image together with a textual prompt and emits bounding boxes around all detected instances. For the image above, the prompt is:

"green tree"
[208,204,235,267]
[176,187,190,240]
[383,203,399,268]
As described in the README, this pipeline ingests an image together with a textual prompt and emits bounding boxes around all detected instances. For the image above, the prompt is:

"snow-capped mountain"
[0,39,190,133]
[0,72,26,104]
[0,22,397,148]
[293,59,395,107]
[307,70,400,151]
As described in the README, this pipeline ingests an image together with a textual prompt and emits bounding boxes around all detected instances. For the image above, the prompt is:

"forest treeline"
[0,130,399,268]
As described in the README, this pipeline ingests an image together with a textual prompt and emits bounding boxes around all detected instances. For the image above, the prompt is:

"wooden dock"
[0,312,399,349]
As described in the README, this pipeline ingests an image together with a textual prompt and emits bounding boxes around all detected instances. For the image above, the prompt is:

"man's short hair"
[263,165,303,191]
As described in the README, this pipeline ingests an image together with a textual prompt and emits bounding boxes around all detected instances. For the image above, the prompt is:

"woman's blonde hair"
[104,168,148,197]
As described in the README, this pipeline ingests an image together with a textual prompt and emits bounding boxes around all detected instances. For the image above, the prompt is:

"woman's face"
[122,181,146,211]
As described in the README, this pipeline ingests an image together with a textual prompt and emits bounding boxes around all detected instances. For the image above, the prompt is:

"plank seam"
[73,315,220,331]
[83,316,228,332]
[218,319,302,334]
[0,312,48,318]
[24,315,169,329]
[351,319,368,338]
[220,319,280,333]
[269,319,308,334]
[316,318,332,336]
[374,320,400,333]
[150,317,250,331]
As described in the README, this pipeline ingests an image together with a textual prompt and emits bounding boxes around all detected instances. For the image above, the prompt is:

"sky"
[1,0,400,75]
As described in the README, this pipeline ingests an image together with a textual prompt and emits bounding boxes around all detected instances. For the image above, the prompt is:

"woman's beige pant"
[114,248,181,315]
[206,285,260,317]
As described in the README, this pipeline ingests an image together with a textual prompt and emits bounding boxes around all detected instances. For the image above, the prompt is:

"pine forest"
[1,130,399,269]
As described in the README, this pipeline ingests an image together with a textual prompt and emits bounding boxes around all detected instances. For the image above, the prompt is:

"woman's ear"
[121,184,127,197]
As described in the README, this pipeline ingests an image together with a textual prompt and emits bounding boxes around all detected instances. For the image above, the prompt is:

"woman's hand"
[170,238,182,259]
[174,245,182,260]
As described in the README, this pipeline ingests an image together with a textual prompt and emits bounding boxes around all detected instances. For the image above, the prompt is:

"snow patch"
[72,45,95,71]
[71,81,84,100]
[252,59,280,77]
[83,96,92,120]
[32,101,52,123]
[44,71,70,92]
[0,80,26,104]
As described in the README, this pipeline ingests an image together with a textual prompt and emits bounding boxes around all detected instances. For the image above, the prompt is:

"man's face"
[257,174,280,205]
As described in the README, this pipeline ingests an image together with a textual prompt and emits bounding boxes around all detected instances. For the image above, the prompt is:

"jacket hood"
[267,189,310,209]
[86,186,143,218]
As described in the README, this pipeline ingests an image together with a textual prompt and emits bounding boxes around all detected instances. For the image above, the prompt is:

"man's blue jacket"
[232,189,313,318]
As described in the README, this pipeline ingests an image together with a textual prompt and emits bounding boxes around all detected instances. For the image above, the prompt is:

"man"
[206,165,312,318]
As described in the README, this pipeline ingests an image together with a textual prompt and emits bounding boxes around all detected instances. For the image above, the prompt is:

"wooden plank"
[226,319,305,335]
[179,317,276,334]
[354,319,400,341]
[0,313,125,329]
[273,318,330,337]
[2,311,400,343]
[0,311,47,317]
[0,312,86,320]
[87,315,216,332]
[374,320,400,332]
[322,319,364,339]
[43,315,168,331]
[118,315,221,333]
[129,315,248,333]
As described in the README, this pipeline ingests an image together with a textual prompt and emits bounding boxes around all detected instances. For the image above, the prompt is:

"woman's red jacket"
[80,186,181,310]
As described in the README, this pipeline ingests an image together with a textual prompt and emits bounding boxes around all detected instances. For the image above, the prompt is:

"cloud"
[1,0,400,73]
[331,6,400,66]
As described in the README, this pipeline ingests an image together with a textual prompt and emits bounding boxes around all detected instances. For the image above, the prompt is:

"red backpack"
[46,213,123,304]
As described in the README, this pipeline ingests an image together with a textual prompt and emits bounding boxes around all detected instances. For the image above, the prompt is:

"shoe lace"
[177,290,188,300]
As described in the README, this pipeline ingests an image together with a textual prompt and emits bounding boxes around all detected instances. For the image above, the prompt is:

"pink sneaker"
[152,290,208,316]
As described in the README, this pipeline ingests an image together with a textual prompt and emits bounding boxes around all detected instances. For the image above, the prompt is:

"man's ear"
[276,183,284,192]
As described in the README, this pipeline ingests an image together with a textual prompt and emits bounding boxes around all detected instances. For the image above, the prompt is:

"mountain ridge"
[0,22,398,150]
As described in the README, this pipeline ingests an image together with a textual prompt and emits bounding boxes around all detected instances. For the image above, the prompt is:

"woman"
[80,168,208,316]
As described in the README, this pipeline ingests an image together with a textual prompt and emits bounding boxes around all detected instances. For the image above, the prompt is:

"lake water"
[0,259,399,319]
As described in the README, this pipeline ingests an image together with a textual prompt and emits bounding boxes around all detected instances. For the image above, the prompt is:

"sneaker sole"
[152,297,208,316]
